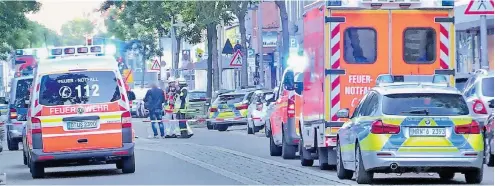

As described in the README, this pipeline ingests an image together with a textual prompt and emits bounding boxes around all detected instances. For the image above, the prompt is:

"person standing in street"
[174,78,193,138]
[144,82,166,138]
[164,78,179,138]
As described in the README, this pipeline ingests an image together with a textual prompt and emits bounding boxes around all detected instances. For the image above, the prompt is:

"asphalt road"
[0,118,493,185]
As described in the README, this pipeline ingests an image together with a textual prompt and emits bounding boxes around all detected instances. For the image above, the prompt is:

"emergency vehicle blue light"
[376,74,394,84]
[64,48,75,55]
[15,49,23,55]
[96,53,105,56]
[91,46,102,53]
[442,0,454,6]
[327,0,342,6]
[51,48,62,55]
[432,75,448,83]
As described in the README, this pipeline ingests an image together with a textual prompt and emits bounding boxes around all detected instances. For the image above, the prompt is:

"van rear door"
[36,70,125,153]
[328,10,389,119]
[391,10,452,75]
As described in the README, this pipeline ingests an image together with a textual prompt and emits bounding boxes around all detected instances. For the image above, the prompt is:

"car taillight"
[236,104,249,110]
[287,97,295,118]
[370,120,400,134]
[473,99,487,114]
[121,111,132,128]
[31,117,42,134]
[256,103,263,111]
[10,108,17,119]
[455,120,480,134]
[210,107,218,112]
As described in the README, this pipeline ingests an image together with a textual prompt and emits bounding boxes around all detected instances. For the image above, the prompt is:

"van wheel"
[299,139,314,166]
[30,161,45,179]
[269,135,282,156]
[281,133,296,159]
[355,144,373,184]
[121,155,136,174]
[464,167,483,184]
[23,152,28,165]
[336,141,353,179]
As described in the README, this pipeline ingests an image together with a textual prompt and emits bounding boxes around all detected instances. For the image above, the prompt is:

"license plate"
[67,120,98,130]
[409,127,446,137]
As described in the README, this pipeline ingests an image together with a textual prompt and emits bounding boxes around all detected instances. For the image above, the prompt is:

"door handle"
[77,139,88,143]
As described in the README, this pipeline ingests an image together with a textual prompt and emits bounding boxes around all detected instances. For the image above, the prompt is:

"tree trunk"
[211,25,220,91]
[276,1,290,71]
[238,2,249,87]
[206,25,214,98]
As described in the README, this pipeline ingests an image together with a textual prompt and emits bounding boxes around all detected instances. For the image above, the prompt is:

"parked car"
[485,112,494,167]
[461,70,494,127]
[207,90,255,131]
[246,90,274,134]
[185,90,209,119]
[132,88,149,118]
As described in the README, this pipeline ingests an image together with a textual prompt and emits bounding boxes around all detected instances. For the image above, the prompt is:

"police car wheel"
[30,161,45,179]
[355,144,373,184]
[438,171,455,181]
[464,167,483,184]
[206,122,213,130]
[217,125,228,132]
[121,155,136,174]
[247,121,254,134]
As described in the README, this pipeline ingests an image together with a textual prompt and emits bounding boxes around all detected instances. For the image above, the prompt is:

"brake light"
[287,96,295,118]
[370,120,400,134]
[210,107,218,112]
[473,99,487,114]
[121,111,132,128]
[10,108,17,119]
[236,104,249,110]
[31,117,42,134]
[256,103,263,111]
[455,120,480,134]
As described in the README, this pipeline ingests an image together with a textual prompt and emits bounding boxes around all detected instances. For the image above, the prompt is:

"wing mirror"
[336,108,350,118]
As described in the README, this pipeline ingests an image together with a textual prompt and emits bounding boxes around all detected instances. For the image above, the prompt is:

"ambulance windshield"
[39,71,121,106]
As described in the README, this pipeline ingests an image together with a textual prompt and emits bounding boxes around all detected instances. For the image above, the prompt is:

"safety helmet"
[176,77,187,85]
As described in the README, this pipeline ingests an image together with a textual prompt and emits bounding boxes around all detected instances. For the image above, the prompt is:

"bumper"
[253,119,265,127]
[31,143,135,163]
[362,151,484,172]
[210,118,247,125]
[8,129,22,139]
[284,118,300,146]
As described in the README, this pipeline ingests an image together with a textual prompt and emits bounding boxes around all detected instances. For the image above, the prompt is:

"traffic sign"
[151,59,160,71]
[465,0,494,15]
[230,49,243,67]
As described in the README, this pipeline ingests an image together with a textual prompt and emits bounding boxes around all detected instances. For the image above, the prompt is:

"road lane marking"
[137,146,260,185]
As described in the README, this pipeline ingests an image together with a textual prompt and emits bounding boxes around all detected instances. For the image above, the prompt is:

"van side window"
[403,28,436,64]
[343,28,377,64]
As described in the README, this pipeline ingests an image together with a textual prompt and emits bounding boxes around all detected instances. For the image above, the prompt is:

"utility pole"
[480,15,488,69]
[257,3,265,89]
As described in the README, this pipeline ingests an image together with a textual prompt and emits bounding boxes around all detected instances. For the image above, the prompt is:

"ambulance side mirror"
[127,91,136,101]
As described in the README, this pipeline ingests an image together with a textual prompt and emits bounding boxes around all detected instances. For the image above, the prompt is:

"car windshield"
[214,94,245,105]
[382,93,469,116]
[190,91,207,100]
[14,78,33,108]
[482,77,494,97]
[39,71,121,106]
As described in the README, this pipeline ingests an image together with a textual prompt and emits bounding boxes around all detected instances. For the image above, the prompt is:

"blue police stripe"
[229,104,241,117]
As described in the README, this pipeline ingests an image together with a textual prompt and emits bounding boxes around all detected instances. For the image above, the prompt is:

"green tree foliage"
[227,1,251,87]
[60,18,95,45]
[0,1,41,59]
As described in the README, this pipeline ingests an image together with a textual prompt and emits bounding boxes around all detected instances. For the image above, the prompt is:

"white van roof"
[37,56,118,74]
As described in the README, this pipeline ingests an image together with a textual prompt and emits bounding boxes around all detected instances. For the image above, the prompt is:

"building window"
[343,28,377,64]
[403,28,436,64]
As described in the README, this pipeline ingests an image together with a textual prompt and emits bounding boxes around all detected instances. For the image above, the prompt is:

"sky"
[26,0,473,34]
[26,0,105,34]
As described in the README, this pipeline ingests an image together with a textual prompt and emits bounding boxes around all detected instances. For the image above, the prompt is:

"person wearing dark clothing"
[144,83,166,138]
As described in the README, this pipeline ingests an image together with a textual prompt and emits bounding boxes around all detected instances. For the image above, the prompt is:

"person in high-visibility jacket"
[164,78,180,138]
[174,78,193,138]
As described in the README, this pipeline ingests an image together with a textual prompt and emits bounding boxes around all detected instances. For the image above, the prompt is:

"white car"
[246,90,275,134]
[132,88,149,118]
